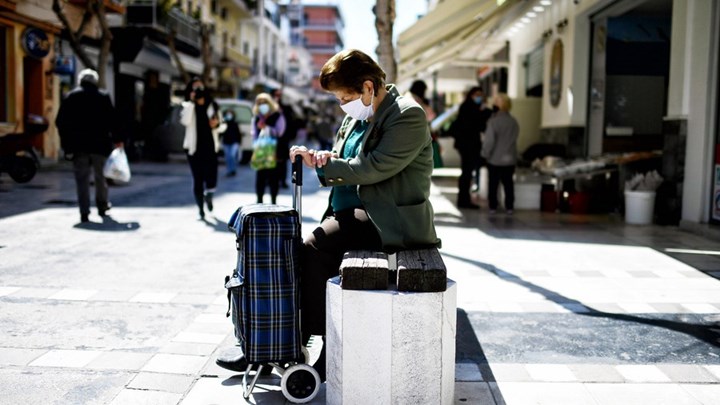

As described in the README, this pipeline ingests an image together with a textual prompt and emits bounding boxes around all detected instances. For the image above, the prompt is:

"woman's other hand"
[312,150,337,168]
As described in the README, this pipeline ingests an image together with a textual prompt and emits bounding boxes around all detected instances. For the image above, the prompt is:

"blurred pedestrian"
[56,68,123,223]
[450,86,492,209]
[180,78,225,219]
[273,89,296,188]
[406,80,437,122]
[220,109,242,177]
[251,93,286,204]
[406,80,442,167]
[482,93,519,214]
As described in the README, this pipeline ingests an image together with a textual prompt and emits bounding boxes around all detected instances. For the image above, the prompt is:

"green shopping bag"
[250,129,277,170]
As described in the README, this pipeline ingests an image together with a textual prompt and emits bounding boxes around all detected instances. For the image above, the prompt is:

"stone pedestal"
[326,277,457,405]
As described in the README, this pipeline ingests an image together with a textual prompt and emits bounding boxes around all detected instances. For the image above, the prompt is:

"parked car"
[215,98,254,164]
[147,98,254,163]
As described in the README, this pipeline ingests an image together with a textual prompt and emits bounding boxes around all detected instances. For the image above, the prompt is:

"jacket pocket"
[396,201,434,246]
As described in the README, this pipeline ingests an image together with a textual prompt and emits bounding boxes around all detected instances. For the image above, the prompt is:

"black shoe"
[80,214,90,223]
[98,202,112,217]
[204,193,214,212]
[457,201,479,209]
[215,352,248,372]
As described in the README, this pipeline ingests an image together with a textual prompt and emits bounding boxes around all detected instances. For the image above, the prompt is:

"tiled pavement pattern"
[1,161,720,404]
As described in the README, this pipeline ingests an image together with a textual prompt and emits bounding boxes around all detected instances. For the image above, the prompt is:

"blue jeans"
[223,143,239,174]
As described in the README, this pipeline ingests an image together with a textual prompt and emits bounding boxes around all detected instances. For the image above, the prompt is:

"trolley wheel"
[280,363,320,403]
[9,156,37,183]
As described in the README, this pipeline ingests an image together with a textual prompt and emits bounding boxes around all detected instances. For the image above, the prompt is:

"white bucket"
[624,190,656,225]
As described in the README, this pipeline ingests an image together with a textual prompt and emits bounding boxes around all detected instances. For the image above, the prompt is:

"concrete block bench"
[327,248,456,404]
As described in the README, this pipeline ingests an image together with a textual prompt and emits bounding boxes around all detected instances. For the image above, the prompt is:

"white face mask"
[258,104,270,116]
[340,89,374,121]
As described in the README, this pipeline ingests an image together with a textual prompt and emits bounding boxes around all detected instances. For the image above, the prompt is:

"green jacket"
[318,85,441,251]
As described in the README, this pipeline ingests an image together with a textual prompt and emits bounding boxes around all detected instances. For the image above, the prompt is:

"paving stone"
[172,332,226,345]
[29,349,103,368]
[141,353,208,375]
[455,382,496,404]
[497,382,597,404]
[456,363,483,382]
[48,289,98,301]
[656,364,719,383]
[488,364,533,382]
[159,342,218,357]
[681,383,720,404]
[525,364,577,382]
[567,364,625,383]
[86,351,153,371]
[586,383,701,405]
[0,347,46,366]
[616,365,672,383]
[108,389,181,405]
[128,372,195,394]
[129,292,177,303]
[0,287,21,297]
[7,287,55,299]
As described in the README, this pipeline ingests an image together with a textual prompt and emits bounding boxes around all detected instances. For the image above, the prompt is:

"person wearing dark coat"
[451,86,493,209]
[220,109,242,177]
[56,69,123,223]
[273,89,297,188]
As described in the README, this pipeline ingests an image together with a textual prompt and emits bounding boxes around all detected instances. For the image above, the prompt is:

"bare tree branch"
[167,29,191,84]
[52,0,95,69]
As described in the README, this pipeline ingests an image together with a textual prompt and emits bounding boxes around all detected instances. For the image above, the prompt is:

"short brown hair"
[319,49,386,94]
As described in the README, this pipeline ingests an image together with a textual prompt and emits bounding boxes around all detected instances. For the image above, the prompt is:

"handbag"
[250,127,277,170]
[103,147,131,182]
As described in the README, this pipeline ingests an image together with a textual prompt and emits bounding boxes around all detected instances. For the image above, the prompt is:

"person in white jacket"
[180,78,226,219]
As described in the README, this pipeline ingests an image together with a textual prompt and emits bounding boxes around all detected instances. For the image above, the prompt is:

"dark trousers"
[300,208,382,342]
[187,153,218,201]
[457,148,481,204]
[255,168,279,203]
[72,152,109,216]
[487,164,515,210]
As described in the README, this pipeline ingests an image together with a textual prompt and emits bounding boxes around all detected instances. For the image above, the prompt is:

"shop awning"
[397,0,523,82]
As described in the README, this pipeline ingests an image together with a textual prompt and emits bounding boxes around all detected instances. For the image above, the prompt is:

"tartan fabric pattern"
[227,204,302,363]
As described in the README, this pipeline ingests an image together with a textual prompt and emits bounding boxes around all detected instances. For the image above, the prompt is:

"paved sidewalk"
[1,160,719,404]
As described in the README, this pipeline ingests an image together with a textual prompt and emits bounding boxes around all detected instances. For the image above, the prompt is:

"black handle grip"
[293,155,303,187]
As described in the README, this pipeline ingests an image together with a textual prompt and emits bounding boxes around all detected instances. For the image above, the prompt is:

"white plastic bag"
[103,147,131,183]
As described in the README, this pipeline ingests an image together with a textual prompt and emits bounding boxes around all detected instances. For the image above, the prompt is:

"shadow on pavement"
[443,251,720,353]
[73,216,140,231]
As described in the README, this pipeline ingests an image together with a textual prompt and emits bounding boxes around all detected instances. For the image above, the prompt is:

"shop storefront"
[0,1,60,158]
[399,0,719,228]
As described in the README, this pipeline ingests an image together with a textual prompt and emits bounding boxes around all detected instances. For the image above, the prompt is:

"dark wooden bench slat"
[396,248,447,292]
[339,250,389,290]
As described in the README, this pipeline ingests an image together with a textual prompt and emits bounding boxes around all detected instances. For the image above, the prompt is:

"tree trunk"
[374,0,397,84]
[167,29,191,84]
[201,24,212,86]
[52,0,112,87]
[93,0,113,88]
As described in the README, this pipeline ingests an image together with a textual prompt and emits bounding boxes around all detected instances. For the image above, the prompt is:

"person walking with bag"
[180,78,225,219]
[482,93,519,215]
[250,93,286,204]
[56,68,123,223]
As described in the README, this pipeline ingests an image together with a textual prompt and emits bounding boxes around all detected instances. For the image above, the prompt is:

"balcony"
[125,1,200,48]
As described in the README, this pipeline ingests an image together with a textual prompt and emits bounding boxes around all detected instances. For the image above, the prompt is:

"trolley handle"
[292,155,303,217]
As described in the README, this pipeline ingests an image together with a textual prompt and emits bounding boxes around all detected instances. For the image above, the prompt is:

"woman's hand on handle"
[290,145,316,168]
